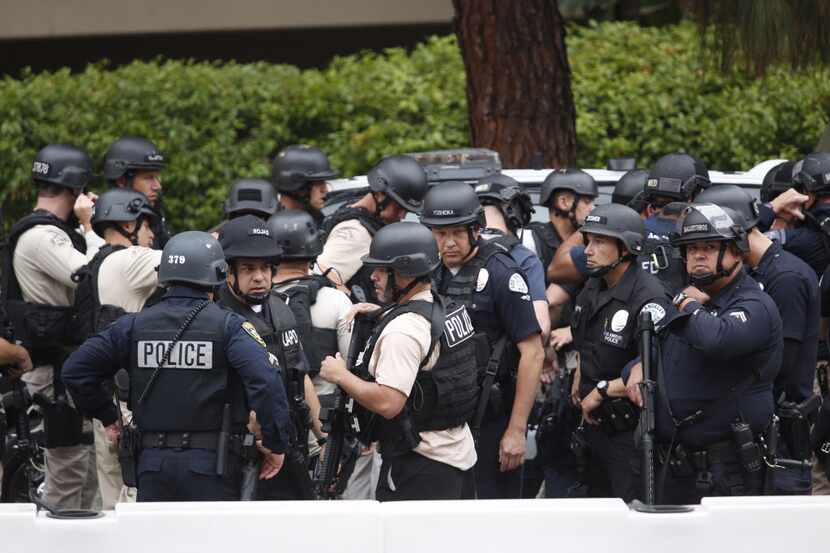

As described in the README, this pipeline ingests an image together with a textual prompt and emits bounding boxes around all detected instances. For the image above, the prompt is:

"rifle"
[313,312,375,499]
[637,310,657,505]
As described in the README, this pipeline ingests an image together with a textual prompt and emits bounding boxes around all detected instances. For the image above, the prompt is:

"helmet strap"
[112,217,143,246]
[230,263,271,305]
[687,242,737,286]
[372,192,394,217]
[386,269,424,305]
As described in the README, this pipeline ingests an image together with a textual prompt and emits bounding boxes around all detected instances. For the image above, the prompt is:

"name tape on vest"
[443,306,474,348]
[137,340,214,369]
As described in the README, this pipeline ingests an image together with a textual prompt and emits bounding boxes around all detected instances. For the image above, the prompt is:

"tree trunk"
[452,0,577,168]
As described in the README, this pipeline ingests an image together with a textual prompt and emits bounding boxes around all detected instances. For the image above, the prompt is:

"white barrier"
[0,497,827,553]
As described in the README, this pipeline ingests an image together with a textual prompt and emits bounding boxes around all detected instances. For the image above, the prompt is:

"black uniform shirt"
[572,261,671,398]
[749,240,819,402]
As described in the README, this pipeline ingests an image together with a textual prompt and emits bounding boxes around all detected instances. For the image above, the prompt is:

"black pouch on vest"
[37,395,85,448]
[7,301,75,348]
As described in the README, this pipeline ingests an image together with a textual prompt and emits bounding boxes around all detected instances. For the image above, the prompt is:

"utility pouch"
[119,424,140,487]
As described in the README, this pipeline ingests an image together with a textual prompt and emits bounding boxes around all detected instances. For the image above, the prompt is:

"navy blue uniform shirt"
[759,203,830,276]
[62,286,291,454]
[651,270,782,448]
[749,240,819,402]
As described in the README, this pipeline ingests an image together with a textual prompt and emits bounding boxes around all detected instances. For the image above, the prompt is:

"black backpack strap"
[320,206,385,237]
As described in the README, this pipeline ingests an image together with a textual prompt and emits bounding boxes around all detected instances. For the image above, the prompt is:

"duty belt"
[141,431,221,450]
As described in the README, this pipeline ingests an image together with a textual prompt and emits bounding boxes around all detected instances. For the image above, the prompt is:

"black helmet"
[645,153,710,203]
[103,137,165,182]
[793,153,830,195]
[219,214,283,262]
[761,160,796,202]
[474,173,534,232]
[224,179,279,219]
[32,144,93,190]
[267,209,324,260]
[362,222,440,278]
[673,204,749,253]
[695,185,761,230]
[581,204,645,256]
[368,155,429,214]
[612,169,649,212]
[539,169,599,207]
[91,189,156,237]
[272,145,338,193]
[420,181,484,228]
[158,231,228,288]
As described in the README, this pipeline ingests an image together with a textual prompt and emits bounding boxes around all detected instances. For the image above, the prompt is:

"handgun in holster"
[569,425,590,477]
[239,432,260,501]
[33,392,85,448]
[777,394,820,460]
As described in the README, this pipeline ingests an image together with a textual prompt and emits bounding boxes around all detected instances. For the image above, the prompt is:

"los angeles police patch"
[476,268,490,292]
[242,322,267,348]
[640,303,666,324]
[508,273,529,294]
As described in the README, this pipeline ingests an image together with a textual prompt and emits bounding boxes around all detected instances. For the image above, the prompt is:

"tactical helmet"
[581,203,645,256]
[367,155,429,213]
[761,160,796,202]
[219,214,283,262]
[539,169,599,207]
[420,181,484,228]
[474,173,534,232]
[793,153,830,195]
[158,231,228,287]
[103,137,165,182]
[673,204,749,253]
[224,179,279,219]
[362,222,440,278]
[695,185,761,230]
[31,144,93,190]
[272,145,338,193]
[267,209,324,260]
[91,189,156,236]
[612,169,649,211]
[645,153,710,203]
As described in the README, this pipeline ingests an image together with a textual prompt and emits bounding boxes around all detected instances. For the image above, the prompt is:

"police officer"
[103,136,169,248]
[319,222,478,500]
[224,179,280,221]
[76,188,162,508]
[318,155,428,303]
[757,153,830,276]
[421,182,544,499]
[476,174,551,339]
[571,203,671,500]
[696,185,819,494]
[2,144,100,512]
[62,231,291,502]
[525,168,598,283]
[272,145,338,223]
[216,215,317,500]
[626,204,783,504]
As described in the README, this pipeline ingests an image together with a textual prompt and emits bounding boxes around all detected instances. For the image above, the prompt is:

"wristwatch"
[596,380,609,399]
[672,291,689,308]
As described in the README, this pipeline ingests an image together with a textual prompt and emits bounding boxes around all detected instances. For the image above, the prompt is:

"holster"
[777,395,820,460]
[595,398,639,435]
[35,394,87,448]
[119,424,140,488]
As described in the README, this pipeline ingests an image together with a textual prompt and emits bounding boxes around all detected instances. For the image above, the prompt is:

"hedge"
[1,21,828,232]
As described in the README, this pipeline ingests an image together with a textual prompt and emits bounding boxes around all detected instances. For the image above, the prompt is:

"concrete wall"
[0,0,454,39]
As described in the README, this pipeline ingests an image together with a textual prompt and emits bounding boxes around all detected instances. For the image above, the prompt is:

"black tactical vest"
[130,299,234,433]
[70,244,127,342]
[356,293,479,454]
[280,275,339,374]
[433,240,519,381]
[526,221,562,283]
[1,210,87,352]
[638,236,686,294]
[320,206,385,303]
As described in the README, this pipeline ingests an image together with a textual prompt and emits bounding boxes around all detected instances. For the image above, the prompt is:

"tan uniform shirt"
[316,219,372,285]
[14,224,102,306]
[274,282,353,397]
[97,247,162,313]
[370,290,477,471]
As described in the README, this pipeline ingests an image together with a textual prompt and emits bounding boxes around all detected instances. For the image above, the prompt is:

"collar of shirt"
[163,285,211,301]
[706,268,753,311]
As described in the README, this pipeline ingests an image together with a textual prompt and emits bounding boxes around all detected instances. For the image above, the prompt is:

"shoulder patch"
[508,273,529,294]
[640,302,666,324]
[728,310,748,323]
[242,321,267,348]
[476,268,490,292]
